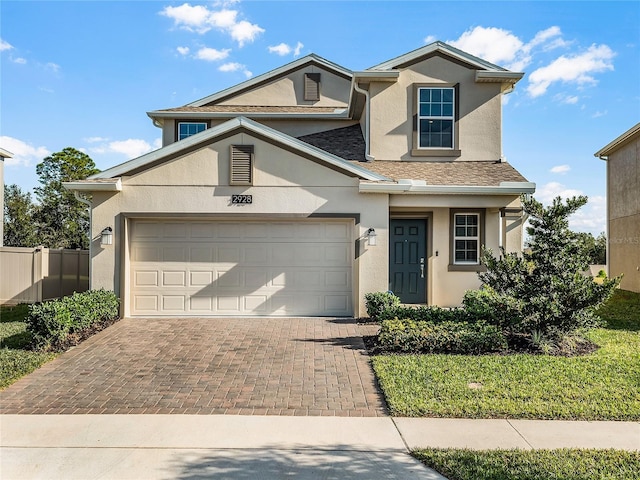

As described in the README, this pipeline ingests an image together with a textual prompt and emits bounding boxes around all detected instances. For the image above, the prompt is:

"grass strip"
[413,448,640,480]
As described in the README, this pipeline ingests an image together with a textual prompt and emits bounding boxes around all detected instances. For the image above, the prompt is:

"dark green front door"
[389,219,427,304]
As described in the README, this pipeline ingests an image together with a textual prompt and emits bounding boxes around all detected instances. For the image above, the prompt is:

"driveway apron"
[0,317,387,416]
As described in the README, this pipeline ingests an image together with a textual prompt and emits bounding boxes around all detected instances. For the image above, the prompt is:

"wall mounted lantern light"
[100,227,113,246]
[366,228,377,247]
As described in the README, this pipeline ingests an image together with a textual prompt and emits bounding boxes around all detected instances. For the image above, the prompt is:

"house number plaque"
[231,194,252,204]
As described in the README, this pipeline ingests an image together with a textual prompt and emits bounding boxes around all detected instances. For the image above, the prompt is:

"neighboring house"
[64,42,534,318]
[595,123,640,293]
[0,148,14,247]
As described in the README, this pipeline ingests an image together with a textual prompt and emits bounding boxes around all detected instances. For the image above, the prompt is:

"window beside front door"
[449,209,485,272]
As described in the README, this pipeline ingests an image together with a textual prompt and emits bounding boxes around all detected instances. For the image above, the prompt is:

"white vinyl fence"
[0,247,89,305]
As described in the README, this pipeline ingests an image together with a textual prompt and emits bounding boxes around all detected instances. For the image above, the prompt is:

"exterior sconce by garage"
[366,228,377,247]
[100,227,113,246]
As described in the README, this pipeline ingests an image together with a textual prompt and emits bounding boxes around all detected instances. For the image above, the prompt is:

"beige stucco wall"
[387,194,522,306]
[368,55,503,161]
[607,136,640,292]
[217,66,351,107]
[90,132,389,317]
[0,158,4,246]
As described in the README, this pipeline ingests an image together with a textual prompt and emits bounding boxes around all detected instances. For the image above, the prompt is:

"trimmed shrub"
[377,304,471,323]
[27,289,119,350]
[378,318,507,354]
[365,291,400,320]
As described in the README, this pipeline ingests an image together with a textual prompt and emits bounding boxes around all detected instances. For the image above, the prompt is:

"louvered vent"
[304,73,321,101]
[230,145,253,185]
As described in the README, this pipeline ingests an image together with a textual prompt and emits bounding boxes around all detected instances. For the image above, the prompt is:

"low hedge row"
[378,318,507,354]
[27,289,119,350]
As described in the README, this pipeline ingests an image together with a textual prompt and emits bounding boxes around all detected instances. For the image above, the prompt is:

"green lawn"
[0,304,56,390]
[372,290,640,419]
[413,448,640,480]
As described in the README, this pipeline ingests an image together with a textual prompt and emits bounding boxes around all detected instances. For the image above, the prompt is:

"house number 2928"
[231,195,252,204]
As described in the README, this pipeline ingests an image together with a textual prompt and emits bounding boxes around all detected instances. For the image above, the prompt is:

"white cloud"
[45,62,61,73]
[424,35,436,44]
[108,139,155,159]
[219,62,251,77]
[176,46,190,56]
[527,44,615,97]
[592,110,607,118]
[268,42,292,56]
[536,181,583,205]
[84,136,109,143]
[160,3,213,34]
[160,3,263,46]
[0,38,13,51]
[13,57,27,64]
[195,47,230,61]
[550,164,571,174]
[229,20,264,47]
[268,41,304,57]
[0,136,50,167]
[564,95,579,104]
[449,25,565,72]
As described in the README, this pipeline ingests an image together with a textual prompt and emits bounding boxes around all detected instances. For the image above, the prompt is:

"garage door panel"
[163,271,185,286]
[130,220,353,316]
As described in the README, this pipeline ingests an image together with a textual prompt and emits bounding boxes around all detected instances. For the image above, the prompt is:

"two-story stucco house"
[64,42,535,318]
[595,123,640,293]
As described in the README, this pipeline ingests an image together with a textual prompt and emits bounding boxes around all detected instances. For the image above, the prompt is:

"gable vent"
[230,145,254,185]
[304,73,321,101]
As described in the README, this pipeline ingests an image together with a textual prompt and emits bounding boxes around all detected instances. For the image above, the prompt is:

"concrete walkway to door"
[0,317,387,416]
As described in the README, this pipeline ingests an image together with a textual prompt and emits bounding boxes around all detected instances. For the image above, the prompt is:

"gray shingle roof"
[362,160,529,186]
[297,124,366,162]
[152,105,344,114]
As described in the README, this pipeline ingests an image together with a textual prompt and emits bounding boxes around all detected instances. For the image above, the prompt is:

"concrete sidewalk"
[1,415,638,480]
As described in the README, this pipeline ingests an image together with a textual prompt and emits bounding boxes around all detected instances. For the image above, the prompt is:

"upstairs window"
[230,145,254,185]
[178,122,207,141]
[418,87,454,149]
[304,73,321,101]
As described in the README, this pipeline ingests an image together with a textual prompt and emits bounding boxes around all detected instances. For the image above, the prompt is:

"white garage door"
[129,220,353,316]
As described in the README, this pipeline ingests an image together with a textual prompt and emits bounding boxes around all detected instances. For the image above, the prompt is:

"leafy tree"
[3,184,38,247]
[575,231,607,265]
[464,195,620,345]
[33,147,99,249]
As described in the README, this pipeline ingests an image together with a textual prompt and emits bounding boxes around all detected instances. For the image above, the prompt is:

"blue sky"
[2,1,639,235]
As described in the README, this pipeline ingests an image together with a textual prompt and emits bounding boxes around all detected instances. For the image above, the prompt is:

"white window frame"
[453,213,480,265]
[417,87,455,149]
[178,122,207,141]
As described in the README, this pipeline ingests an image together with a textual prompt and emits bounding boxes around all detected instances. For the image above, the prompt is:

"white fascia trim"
[359,181,536,195]
[147,110,349,120]
[352,71,400,82]
[368,41,509,72]
[63,178,122,192]
[594,122,640,158]
[475,71,524,83]
[91,116,389,181]
[0,148,14,159]
[187,54,353,107]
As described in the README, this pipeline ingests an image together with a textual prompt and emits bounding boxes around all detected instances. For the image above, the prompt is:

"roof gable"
[90,117,387,181]
[368,41,511,72]
[188,54,353,107]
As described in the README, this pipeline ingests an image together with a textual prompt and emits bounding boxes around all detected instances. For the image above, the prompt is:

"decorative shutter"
[304,73,321,101]
[230,145,253,185]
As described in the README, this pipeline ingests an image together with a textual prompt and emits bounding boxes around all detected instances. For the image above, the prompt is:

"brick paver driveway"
[0,318,387,416]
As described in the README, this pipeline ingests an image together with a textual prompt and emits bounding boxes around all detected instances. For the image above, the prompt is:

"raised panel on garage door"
[129,220,353,316]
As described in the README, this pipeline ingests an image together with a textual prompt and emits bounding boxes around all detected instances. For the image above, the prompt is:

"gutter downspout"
[74,191,92,289]
[353,82,375,162]
[599,155,610,275]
